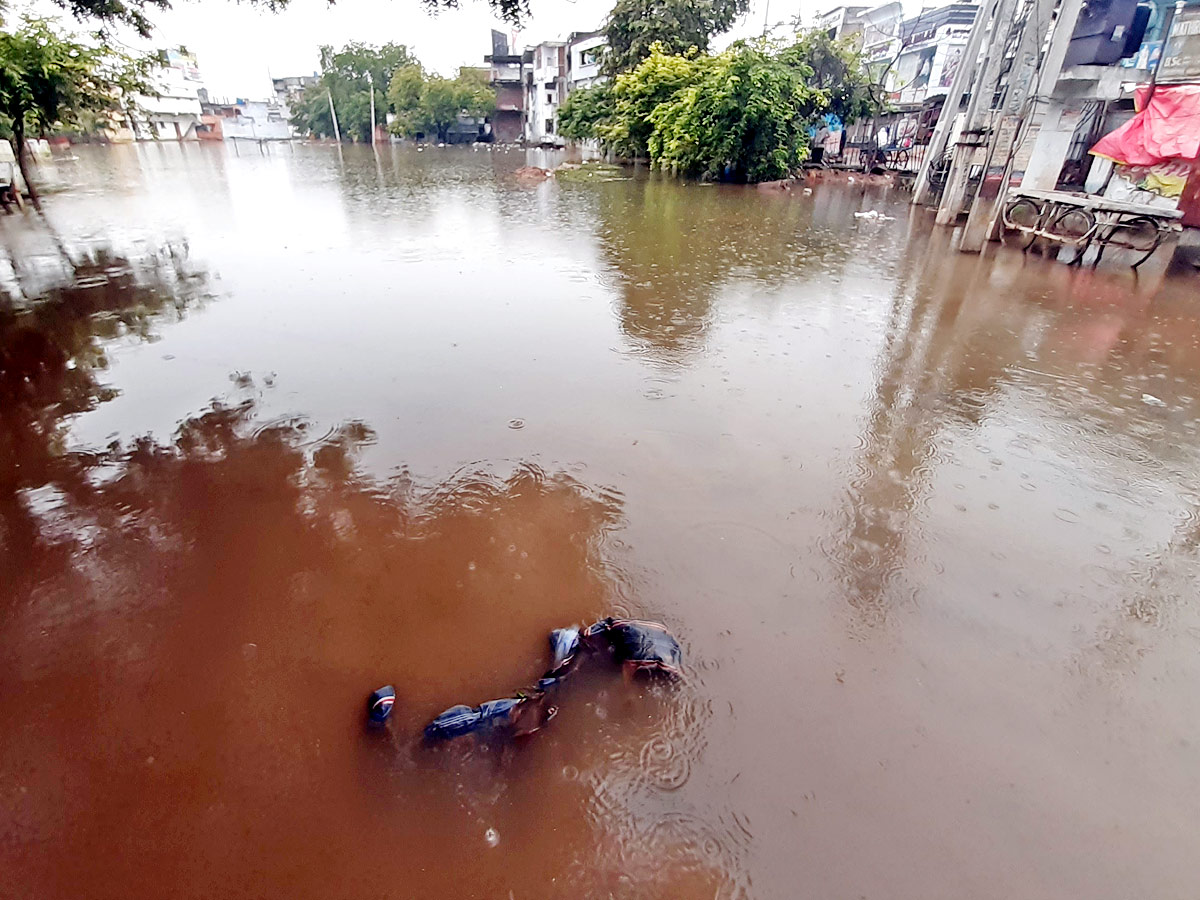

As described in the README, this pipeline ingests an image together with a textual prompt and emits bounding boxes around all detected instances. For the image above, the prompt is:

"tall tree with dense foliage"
[557,81,615,142]
[649,43,822,182]
[779,30,880,123]
[387,65,494,142]
[558,35,879,182]
[0,17,160,205]
[602,0,750,74]
[290,42,414,142]
[599,44,708,159]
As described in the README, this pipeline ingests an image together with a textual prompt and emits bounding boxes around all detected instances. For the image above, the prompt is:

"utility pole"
[367,71,376,146]
[912,0,992,206]
[934,0,1023,226]
[327,87,342,143]
[959,0,1059,251]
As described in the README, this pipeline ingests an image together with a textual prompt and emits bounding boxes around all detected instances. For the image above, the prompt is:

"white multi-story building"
[136,48,205,140]
[858,3,905,81]
[889,3,978,105]
[526,41,566,146]
[813,5,870,39]
[566,31,606,91]
[220,100,292,141]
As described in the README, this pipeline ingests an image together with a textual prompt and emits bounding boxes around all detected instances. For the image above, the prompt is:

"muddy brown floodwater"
[3,144,1200,899]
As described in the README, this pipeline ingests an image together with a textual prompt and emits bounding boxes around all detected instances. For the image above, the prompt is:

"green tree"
[0,17,160,206]
[557,81,615,142]
[51,0,531,41]
[387,65,494,143]
[602,0,750,74]
[290,41,414,142]
[649,42,823,183]
[597,44,709,159]
[779,30,880,123]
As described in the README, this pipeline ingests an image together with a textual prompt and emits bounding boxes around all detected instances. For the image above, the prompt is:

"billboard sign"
[1159,7,1200,82]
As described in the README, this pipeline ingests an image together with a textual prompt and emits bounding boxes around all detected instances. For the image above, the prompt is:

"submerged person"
[584,617,682,677]
[423,690,557,742]
[536,626,583,689]
[541,617,682,682]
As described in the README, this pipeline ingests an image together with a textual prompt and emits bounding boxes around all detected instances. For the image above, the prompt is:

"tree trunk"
[12,124,39,209]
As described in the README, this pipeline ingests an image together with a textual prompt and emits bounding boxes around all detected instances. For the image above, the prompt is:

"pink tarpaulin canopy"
[1090,84,1200,166]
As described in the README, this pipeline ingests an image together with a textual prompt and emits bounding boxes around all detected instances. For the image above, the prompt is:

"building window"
[545,118,554,134]
[546,92,554,105]
[581,48,600,66]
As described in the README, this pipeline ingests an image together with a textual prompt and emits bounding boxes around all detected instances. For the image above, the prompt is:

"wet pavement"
[2,143,1200,899]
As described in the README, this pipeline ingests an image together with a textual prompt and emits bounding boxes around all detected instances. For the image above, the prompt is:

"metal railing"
[821,141,928,173]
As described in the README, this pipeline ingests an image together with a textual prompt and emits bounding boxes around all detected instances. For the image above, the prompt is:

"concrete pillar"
[935,0,1022,225]
[912,1,991,206]
[960,0,1061,250]
[1020,101,1079,190]
[1016,0,1086,189]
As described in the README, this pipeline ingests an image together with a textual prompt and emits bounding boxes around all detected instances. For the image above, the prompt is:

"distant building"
[857,3,905,81]
[272,75,318,106]
[890,3,978,105]
[271,74,318,135]
[813,6,871,40]
[485,31,526,143]
[135,48,205,140]
[566,31,607,92]
[484,28,607,145]
[199,97,291,141]
[526,41,567,146]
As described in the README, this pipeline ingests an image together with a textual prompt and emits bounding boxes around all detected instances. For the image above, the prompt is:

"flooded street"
[4,143,1200,899]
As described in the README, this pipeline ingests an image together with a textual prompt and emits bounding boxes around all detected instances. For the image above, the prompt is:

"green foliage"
[387,65,494,142]
[571,33,877,183]
[289,42,415,142]
[603,0,750,74]
[648,42,821,183]
[50,0,532,41]
[557,81,615,142]
[779,30,881,122]
[47,0,173,39]
[599,44,708,159]
[0,16,161,200]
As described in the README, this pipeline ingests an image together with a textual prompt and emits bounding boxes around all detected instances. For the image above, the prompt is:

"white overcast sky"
[20,0,928,99]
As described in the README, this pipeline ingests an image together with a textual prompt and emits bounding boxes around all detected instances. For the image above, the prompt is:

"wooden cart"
[1002,188,1182,268]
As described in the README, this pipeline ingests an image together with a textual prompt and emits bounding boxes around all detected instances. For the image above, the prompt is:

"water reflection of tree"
[0,396,648,898]
[829,232,1025,627]
[588,177,857,363]
[0,241,215,588]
